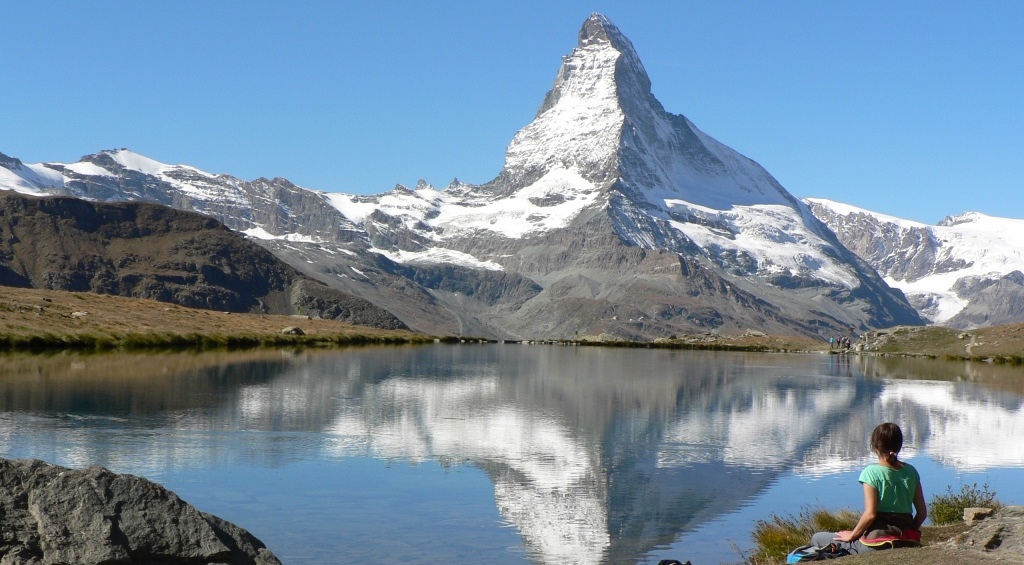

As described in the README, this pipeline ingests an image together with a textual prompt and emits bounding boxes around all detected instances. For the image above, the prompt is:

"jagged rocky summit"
[0,458,280,564]
[0,14,924,340]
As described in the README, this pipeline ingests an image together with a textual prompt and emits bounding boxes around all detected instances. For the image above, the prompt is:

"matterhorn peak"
[579,13,630,50]
[534,13,654,118]
[493,12,805,214]
[497,14,659,193]
[579,13,611,43]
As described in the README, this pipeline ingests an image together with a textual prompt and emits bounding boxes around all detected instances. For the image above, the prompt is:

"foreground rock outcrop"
[845,506,1024,565]
[0,458,280,564]
[944,506,1024,560]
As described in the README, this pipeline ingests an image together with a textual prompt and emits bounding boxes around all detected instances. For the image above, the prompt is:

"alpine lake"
[2,344,1022,565]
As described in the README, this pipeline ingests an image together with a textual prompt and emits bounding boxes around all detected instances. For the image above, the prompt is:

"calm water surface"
[2,345,1023,564]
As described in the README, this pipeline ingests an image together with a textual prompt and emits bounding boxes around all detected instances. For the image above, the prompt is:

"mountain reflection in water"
[0,346,1022,565]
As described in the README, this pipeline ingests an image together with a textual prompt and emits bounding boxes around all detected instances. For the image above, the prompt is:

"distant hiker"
[829,336,835,350]
[805,423,927,555]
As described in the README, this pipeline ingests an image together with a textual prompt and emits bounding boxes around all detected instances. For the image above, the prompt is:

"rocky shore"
[3,455,1023,564]
[0,458,279,564]
[841,506,1024,565]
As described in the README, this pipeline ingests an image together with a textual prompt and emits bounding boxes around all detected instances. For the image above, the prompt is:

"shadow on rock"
[0,458,279,564]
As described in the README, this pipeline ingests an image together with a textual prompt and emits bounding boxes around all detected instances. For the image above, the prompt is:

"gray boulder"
[0,458,280,564]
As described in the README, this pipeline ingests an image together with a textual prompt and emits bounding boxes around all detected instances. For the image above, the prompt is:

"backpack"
[785,543,851,562]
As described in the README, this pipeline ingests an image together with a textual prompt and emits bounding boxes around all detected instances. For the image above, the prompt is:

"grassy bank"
[746,484,1004,565]
[0,287,433,352]
[864,324,1024,364]
[747,509,977,565]
[5,286,1024,359]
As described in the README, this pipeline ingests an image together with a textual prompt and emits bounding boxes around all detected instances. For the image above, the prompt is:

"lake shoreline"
[2,286,1023,363]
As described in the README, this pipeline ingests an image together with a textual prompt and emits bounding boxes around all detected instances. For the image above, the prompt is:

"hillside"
[0,286,425,349]
[0,192,407,330]
[3,284,1023,364]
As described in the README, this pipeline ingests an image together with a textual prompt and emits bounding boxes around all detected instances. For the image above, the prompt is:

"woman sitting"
[810,422,927,554]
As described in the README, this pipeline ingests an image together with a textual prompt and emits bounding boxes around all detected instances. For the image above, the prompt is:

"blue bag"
[786,543,851,562]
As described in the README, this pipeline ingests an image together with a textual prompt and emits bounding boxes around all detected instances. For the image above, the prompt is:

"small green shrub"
[930,482,999,525]
[749,507,859,564]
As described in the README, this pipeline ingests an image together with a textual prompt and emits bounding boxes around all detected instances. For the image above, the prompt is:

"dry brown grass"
[5,285,1024,362]
[867,324,1024,361]
[743,513,1002,565]
[0,286,430,350]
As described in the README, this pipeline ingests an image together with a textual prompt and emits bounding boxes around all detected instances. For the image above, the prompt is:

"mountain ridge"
[806,198,1024,329]
[0,14,929,339]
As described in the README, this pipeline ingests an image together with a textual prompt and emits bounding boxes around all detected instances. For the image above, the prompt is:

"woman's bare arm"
[912,482,927,529]
[838,483,878,542]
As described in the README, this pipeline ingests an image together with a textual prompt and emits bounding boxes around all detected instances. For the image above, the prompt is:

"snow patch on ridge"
[88,149,248,205]
[328,167,600,240]
[64,161,117,178]
[0,159,68,194]
[1,149,250,206]
[242,226,323,244]
[665,202,860,287]
[377,248,505,272]
[106,149,168,176]
[884,274,967,323]
[329,185,443,227]
[327,194,381,225]
[433,167,599,239]
[805,198,927,229]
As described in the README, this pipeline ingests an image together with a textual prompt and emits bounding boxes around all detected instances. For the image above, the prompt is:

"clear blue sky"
[4,1,1022,224]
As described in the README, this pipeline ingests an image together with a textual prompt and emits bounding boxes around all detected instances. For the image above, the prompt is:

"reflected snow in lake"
[1,346,1022,564]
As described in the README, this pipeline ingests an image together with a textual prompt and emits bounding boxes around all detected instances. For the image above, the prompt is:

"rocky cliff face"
[0,458,280,564]
[320,14,922,339]
[0,193,406,330]
[0,14,925,340]
[806,198,1024,329]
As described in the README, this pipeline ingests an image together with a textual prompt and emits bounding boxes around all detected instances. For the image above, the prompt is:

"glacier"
[807,198,1024,327]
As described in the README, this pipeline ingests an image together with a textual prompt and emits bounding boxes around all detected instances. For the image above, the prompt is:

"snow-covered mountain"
[0,14,923,339]
[806,198,1024,328]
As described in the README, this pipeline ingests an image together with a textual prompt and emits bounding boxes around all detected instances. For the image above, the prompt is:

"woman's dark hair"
[871,422,904,465]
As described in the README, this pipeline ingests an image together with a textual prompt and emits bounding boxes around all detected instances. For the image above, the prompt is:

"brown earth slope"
[0,285,426,348]
[0,193,406,330]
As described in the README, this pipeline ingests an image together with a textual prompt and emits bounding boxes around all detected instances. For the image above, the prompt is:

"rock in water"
[0,458,280,564]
